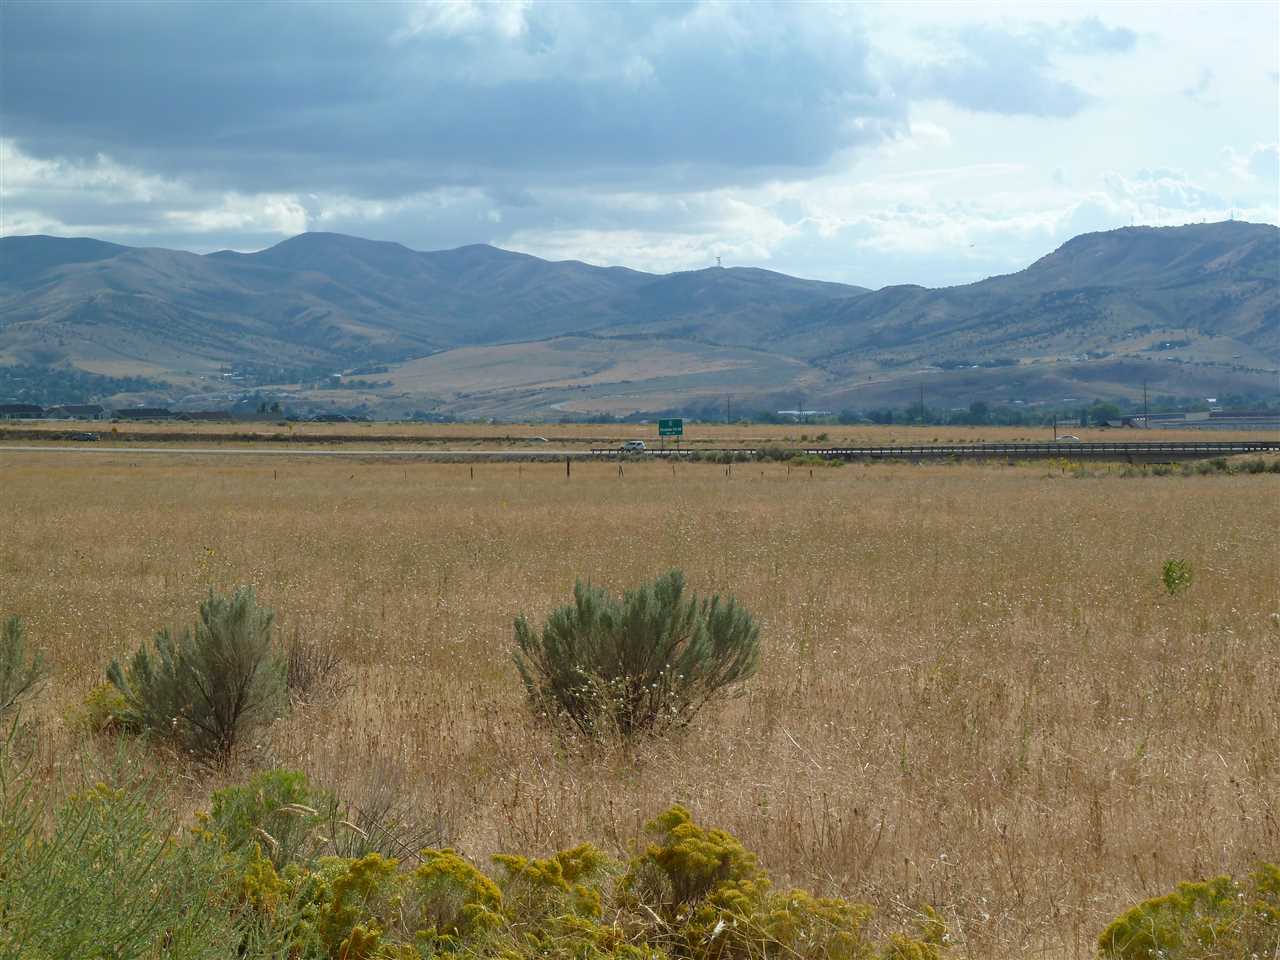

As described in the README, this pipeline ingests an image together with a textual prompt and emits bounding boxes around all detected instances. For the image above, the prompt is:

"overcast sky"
[2,1,1277,288]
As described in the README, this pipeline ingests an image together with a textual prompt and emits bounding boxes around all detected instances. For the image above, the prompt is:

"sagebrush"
[107,585,287,763]
[513,569,761,739]
[0,615,47,720]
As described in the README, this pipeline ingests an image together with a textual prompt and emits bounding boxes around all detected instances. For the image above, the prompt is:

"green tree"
[1088,401,1122,425]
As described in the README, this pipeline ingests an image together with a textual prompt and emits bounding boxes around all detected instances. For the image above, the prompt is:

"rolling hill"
[772,220,1278,374]
[1,221,1276,415]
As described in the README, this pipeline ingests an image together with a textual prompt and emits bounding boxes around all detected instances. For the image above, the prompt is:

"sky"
[1,1,1277,289]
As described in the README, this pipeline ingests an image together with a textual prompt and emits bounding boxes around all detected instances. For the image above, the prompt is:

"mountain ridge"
[1,222,1276,415]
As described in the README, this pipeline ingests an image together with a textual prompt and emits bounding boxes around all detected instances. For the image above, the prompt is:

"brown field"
[2,448,1278,958]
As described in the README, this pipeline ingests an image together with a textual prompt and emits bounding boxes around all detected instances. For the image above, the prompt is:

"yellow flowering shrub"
[1097,863,1280,959]
[616,806,945,960]
[493,843,610,922]
[621,805,761,913]
[411,847,505,948]
[198,793,950,960]
[65,682,132,735]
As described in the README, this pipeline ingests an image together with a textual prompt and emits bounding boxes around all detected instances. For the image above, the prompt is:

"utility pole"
[919,384,925,424]
[725,395,732,425]
[1143,380,1149,429]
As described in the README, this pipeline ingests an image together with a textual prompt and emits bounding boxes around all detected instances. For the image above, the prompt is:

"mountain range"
[1,221,1276,416]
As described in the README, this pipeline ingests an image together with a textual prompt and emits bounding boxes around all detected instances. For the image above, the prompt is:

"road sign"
[658,418,683,437]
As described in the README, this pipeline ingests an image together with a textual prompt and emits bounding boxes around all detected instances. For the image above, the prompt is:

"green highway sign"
[658,418,684,437]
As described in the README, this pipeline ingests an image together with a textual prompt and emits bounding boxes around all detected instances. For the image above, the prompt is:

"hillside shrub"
[1239,456,1280,473]
[513,570,761,740]
[0,615,48,720]
[1097,863,1279,959]
[107,586,287,763]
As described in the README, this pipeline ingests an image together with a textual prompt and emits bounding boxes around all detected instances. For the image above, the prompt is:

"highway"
[1,440,1276,462]
[0,445,588,458]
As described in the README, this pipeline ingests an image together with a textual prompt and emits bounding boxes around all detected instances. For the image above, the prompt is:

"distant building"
[0,403,44,419]
[47,404,106,420]
[114,407,174,420]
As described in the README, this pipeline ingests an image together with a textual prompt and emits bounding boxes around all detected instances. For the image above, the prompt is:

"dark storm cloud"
[0,2,902,197]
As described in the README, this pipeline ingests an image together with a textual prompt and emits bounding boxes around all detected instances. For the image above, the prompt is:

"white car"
[1056,435,1081,442]
[619,440,647,452]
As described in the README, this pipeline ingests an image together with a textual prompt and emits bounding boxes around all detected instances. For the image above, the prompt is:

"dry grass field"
[2,448,1277,958]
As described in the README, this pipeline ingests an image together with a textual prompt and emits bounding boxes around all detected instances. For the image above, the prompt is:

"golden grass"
[2,450,1277,958]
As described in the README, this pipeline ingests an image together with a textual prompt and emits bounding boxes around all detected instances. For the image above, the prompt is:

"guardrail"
[806,441,1279,461]
[590,441,1280,462]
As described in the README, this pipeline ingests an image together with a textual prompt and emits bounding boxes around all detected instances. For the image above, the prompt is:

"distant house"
[0,403,44,420]
[47,404,106,420]
[114,407,174,420]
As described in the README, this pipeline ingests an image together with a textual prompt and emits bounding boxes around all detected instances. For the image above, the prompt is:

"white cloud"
[0,138,173,203]
[397,0,529,41]
[1225,143,1280,182]
[1104,168,1224,213]
[170,194,309,237]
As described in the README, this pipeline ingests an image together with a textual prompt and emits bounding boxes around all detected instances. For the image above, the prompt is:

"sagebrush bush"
[1097,863,1279,959]
[513,570,761,739]
[0,615,48,720]
[107,585,287,763]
